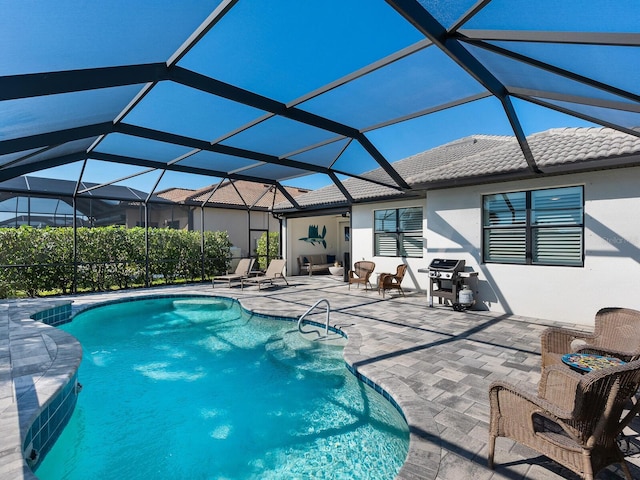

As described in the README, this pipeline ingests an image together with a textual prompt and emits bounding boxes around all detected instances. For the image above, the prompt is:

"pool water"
[37,297,409,479]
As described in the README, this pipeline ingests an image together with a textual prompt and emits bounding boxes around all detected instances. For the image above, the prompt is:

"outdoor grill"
[427,258,466,307]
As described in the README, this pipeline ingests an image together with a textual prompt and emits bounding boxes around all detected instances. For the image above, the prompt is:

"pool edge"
[2,291,438,480]
[0,299,83,480]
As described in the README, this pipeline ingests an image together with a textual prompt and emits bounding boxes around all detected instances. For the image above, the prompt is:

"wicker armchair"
[378,264,407,298]
[348,261,375,290]
[540,308,640,374]
[489,359,640,479]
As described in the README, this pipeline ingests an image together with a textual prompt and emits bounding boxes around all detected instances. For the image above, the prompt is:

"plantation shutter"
[484,228,526,263]
[400,232,422,257]
[531,187,583,265]
[483,186,583,266]
[533,228,582,265]
[483,192,526,263]
[399,207,422,258]
[374,207,423,257]
[376,233,397,256]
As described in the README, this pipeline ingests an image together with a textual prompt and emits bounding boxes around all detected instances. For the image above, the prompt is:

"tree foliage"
[255,231,280,270]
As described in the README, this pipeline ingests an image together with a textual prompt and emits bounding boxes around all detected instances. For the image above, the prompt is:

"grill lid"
[428,258,465,271]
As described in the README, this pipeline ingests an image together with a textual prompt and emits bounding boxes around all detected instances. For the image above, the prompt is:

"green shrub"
[255,232,279,270]
[0,226,232,297]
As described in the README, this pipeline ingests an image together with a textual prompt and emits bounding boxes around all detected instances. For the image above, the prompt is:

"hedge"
[0,226,232,297]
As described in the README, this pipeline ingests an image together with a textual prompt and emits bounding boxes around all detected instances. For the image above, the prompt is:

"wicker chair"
[378,264,407,298]
[348,261,375,290]
[540,308,640,375]
[489,359,640,480]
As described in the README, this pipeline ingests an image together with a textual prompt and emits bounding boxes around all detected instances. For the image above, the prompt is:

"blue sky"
[4,0,628,194]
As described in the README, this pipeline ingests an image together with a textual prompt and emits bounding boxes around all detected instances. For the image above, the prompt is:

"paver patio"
[2,276,638,479]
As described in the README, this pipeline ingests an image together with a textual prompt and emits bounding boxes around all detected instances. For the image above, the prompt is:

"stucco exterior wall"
[351,199,427,290]
[425,168,640,324]
[193,208,277,258]
[350,167,640,325]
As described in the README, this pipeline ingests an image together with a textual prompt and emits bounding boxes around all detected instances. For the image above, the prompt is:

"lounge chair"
[241,259,289,290]
[212,258,255,288]
[489,358,640,480]
[378,264,407,298]
[348,261,375,291]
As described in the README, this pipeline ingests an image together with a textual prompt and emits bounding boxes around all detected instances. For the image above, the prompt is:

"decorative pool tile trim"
[30,302,72,326]
[345,363,406,420]
[69,293,230,318]
[22,373,80,471]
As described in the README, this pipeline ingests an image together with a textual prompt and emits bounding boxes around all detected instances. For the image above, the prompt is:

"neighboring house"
[275,127,640,325]
[0,176,172,227]
[156,180,310,259]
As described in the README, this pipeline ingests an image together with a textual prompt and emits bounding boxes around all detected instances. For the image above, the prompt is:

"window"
[483,186,584,266]
[374,207,422,257]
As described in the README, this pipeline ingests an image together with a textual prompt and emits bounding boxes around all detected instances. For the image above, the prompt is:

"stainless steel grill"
[427,258,466,307]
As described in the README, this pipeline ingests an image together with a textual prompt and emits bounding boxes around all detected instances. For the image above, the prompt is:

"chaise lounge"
[241,258,289,290]
[212,258,255,288]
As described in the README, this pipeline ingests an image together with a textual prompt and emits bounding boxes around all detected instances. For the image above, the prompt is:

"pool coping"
[0,299,82,480]
[1,288,438,480]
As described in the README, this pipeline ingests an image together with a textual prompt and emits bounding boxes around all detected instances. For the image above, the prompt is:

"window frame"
[482,185,584,267]
[373,206,423,258]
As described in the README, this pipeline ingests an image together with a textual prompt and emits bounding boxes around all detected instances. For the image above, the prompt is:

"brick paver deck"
[2,276,638,479]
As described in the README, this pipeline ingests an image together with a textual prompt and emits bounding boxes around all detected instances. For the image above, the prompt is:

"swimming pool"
[36,296,409,479]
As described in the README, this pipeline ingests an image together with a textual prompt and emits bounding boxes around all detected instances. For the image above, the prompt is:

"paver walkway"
[2,276,639,479]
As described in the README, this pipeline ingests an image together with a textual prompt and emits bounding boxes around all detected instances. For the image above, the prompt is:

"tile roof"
[157,180,310,209]
[275,127,640,211]
[154,187,197,203]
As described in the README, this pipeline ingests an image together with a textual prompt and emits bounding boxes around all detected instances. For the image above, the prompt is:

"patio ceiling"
[1,0,639,207]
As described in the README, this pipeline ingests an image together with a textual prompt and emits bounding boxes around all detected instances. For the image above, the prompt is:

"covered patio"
[2,280,639,479]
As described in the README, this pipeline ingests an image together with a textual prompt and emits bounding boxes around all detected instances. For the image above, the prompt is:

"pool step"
[297,323,348,347]
[265,330,345,374]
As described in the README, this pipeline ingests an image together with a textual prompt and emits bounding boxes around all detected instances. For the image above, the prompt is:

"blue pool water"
[37,296,409,479]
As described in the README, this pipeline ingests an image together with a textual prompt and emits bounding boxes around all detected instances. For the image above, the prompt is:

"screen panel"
[299,47,487,130]
[0,1,219,75]
[178,0,423,102]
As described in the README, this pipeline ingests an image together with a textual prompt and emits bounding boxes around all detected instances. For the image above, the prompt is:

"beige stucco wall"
[193,208,278,258]
[350,167,640,325]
